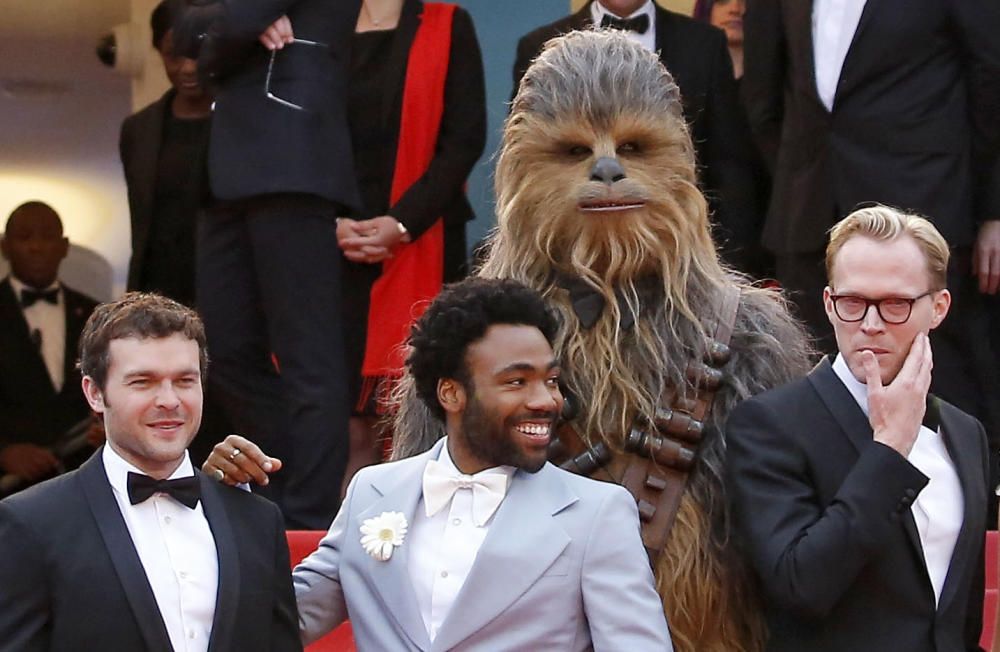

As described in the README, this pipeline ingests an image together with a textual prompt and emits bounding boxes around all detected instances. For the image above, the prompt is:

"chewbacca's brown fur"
[395,31,812,651]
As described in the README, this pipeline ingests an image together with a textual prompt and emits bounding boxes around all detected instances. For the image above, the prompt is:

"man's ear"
[929,288,952,330]
[437,378,466,415]
[81,376,106,413]
[822,286,836,326]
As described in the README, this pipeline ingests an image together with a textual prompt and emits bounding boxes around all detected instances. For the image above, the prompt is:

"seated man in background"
[0,201,99,493]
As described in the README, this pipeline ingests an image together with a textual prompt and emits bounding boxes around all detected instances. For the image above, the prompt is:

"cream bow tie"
[422,459,508,527]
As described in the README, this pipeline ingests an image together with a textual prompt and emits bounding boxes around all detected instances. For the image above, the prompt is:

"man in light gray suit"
[207,278,672,651]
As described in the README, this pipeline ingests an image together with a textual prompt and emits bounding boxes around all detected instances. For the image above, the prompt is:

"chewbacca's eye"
[617,142,641,155]
[566,145,592,157]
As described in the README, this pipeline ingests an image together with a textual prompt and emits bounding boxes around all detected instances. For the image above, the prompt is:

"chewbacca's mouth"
[578,200,646,213]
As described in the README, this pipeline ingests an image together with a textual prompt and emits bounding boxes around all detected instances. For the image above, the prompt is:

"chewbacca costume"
[395,31,811,652]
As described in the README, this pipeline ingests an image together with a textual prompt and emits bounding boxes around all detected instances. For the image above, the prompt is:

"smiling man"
[726,205,990,651]
[210,278,672,650]
[0,293,301,651]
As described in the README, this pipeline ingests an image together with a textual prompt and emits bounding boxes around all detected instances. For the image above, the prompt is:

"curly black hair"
[151,0,172,50]
[407,278,560,421]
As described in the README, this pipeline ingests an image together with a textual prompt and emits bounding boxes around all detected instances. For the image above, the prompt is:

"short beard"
[459,390,548,474]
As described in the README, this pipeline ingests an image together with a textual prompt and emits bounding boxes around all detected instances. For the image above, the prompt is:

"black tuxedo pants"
[197,193,347,529]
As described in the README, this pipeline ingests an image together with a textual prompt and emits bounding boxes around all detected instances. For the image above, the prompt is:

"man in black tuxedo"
[742,2,1000,479]
[0,202,98,490]
[0,293,300,651]
[513,0,764,273]
[171,0,363,528]
[726,206,989,651]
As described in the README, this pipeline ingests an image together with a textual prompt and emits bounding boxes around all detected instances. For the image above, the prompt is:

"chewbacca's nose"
[589,157,626,184]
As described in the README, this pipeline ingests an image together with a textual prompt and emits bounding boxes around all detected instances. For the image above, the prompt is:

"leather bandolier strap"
[549,285,742,563]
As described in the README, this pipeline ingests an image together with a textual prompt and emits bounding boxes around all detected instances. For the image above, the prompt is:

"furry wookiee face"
[497,30,715,286]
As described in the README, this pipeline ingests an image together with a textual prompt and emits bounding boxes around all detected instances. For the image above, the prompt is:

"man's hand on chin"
[865,332,932,458]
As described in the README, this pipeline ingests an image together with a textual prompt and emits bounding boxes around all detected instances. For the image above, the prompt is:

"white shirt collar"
[435,437,516,489]
[831,353,871,416]
[103,443,195,498]
[9,275,61,299]
[591,0,655,24]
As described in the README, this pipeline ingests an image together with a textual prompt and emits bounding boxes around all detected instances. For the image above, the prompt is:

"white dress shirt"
[812,0,867,111]
[11,276,66,391]
[591,0,657,53]
[832,354,963,604]
[103,445,219,651]
[407,440,515,641]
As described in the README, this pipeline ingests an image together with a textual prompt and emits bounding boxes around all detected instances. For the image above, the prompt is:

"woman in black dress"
[337,0,486,491]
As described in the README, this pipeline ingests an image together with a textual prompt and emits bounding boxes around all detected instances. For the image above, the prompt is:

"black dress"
[342,5,487,413]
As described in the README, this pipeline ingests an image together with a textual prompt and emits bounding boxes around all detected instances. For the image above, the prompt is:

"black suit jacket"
[0,278,96,450]
[513,1,762,267]
[375,0,486,238]
[0,451,301,651]
[726,358,988,652]
[119,89,209,294]
[743,0,1000,255]
[173,0,362,209]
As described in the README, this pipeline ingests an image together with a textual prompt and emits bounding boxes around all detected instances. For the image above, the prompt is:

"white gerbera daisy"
[360,511,408,561]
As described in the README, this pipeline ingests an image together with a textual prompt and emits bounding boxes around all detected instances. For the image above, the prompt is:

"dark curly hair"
[407,278,560,421]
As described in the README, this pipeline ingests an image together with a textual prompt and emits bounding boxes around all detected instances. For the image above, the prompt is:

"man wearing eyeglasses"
[725,204,989,651]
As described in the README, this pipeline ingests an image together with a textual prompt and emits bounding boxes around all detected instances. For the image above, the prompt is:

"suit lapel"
[61,289,91,391]
[79,451,174,652]
[200,473,240,652]
[129,93,170,254]
[357,443,441,651]
[787,0,822,106]
[431,465,576,651]
[0,278,56,394]
[935,403,984,614]
[808,358,927,567]
[835,0,881,102]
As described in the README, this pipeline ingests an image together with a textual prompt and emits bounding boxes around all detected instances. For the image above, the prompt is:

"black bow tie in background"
[21,287,58,308]
[600,13,650,34]
[556,274,661,330]
[127,472,201,509]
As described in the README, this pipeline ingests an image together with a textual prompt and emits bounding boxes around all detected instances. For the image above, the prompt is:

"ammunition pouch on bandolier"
[548,285,741,563]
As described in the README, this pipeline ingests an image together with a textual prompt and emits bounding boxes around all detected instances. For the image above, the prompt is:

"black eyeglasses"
[829,290,936,324]
[265,38,327,111]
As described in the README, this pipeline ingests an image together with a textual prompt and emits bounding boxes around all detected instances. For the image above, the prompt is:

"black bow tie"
[923,395,941,432]
[127,472,200,509]
[556,274,661,330]
[21,287,59,308]
[600,13,650,34]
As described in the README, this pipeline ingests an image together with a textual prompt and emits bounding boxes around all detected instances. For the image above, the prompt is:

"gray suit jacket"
[293,438,672,651]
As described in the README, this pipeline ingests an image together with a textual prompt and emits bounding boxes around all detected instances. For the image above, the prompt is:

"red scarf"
[361,3,456,383]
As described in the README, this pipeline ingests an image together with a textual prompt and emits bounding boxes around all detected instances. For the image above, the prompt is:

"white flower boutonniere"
[360,511,408,561]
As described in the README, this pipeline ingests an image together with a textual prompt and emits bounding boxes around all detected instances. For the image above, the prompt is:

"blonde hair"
[826,204,950,289]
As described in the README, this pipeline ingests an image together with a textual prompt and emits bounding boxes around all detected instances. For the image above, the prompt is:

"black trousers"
[778,248,1000,519]
[197,193,348,529]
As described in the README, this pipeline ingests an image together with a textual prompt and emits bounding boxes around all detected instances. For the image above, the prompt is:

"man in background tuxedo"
[742,3,1000,513]
[0,201,98,490]
[727,206,989,651]
[513,0,764,274]
[172,0,363,528]
[0,293,300,651]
